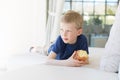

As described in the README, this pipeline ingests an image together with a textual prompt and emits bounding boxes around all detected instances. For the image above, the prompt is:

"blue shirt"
[48,34,89,60]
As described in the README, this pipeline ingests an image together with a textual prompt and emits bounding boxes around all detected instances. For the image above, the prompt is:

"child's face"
[60,22,82,44]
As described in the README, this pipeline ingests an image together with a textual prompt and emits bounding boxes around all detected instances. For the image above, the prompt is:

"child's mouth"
[63,38,68,41]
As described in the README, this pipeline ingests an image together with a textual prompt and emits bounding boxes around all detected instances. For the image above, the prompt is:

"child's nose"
[62,31,67,36]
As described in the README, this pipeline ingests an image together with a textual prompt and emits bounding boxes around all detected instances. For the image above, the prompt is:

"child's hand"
[83,58,89,64]
[67,51,89,67]
[73,50,89,65]
[65,51,85,67]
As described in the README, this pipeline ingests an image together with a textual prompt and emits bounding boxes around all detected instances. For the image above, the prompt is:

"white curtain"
[45,0,65,46]
[0,0,46,70]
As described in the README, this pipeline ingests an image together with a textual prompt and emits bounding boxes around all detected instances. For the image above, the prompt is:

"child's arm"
[45,51,86,67]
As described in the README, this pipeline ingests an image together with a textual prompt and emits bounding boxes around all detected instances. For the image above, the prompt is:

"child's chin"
[63,41,69,44]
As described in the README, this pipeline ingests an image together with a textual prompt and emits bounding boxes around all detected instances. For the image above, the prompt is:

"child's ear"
[77,28,82,36]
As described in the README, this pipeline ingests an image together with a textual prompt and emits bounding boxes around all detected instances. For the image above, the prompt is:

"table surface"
[0,64,118,80]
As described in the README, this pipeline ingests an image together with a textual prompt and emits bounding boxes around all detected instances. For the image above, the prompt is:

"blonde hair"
[61,10,83,29]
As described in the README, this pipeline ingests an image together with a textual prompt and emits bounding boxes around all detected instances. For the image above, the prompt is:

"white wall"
[0,0,46,68]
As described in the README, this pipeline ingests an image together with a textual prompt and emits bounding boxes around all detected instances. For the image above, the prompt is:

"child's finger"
[71,51,77,58]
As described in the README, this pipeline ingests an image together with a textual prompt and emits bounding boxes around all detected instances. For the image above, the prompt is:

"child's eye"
[60,29,72,33]
[66,30,72,32]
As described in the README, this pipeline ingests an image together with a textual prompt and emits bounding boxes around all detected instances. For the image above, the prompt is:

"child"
[46,10,89,67]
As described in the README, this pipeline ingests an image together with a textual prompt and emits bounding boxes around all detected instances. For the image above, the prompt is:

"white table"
[0,64,118,80]
[0,48,118,80]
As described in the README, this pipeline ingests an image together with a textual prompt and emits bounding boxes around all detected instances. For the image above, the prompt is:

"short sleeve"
[77,35,89,54]
[48,36,64,54]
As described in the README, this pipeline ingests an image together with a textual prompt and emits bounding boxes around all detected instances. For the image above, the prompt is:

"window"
[64,0,119,47]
